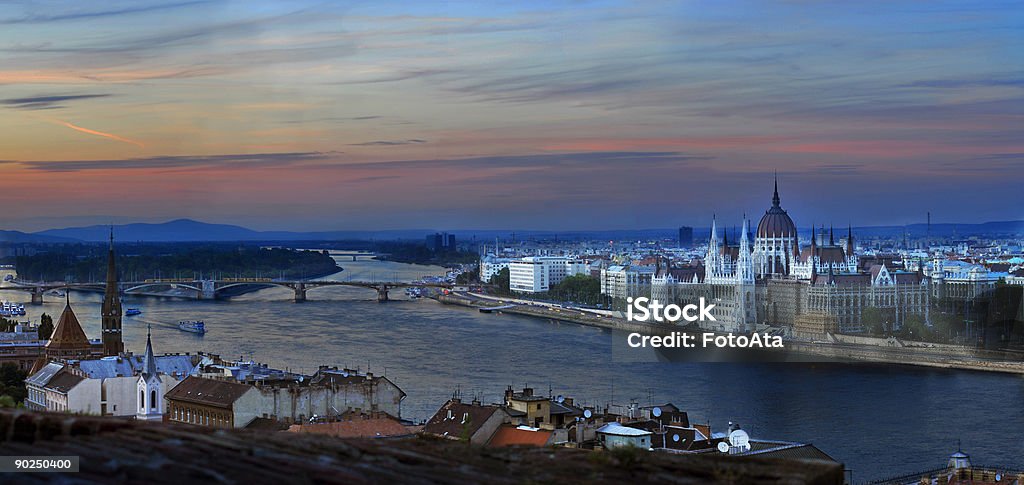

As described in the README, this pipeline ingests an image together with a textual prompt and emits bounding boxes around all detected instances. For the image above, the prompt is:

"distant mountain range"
[0,230,77,243]
[4,218,1022,243]
[32,219,434,242]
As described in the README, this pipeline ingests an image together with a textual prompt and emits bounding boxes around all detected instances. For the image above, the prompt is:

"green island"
[10,243,340,282]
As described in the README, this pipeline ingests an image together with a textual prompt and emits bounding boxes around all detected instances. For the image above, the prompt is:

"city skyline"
[1,0,1022,231]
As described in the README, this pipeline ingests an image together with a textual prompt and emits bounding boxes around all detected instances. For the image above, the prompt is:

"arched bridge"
[2,278,452,303]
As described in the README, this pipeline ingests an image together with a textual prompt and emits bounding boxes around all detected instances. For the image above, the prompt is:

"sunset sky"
[1,0,1021,232]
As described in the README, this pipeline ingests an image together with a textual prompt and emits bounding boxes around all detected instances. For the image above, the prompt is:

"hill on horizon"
[23,218,1024,243]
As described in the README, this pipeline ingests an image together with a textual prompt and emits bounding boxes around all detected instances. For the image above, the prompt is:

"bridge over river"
[1,278,452,304]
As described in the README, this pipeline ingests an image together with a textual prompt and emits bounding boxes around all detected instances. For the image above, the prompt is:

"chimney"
[523,387,533,397]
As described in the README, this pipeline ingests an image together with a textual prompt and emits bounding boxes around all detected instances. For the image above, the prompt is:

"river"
[2,254,1022,481]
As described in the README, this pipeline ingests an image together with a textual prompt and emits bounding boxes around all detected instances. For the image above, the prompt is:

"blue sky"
[0,0,1021,231]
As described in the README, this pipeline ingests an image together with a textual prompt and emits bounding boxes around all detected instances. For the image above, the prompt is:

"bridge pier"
[376,285,389,303]
[31,288,44,305]
[199,280,216,300]
[294,283,307,302]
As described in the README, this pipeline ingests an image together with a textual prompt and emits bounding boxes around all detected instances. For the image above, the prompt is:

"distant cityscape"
[0,178,1021,483]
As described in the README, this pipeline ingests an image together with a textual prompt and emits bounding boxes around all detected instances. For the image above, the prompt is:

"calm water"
[3,255,1022,482]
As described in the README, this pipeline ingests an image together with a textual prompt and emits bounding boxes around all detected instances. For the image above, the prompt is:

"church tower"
[136,325,163,421]
[101,228,124,356]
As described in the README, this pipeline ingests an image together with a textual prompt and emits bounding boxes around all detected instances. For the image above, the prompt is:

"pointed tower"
[101,228,124,356]
[829,225,835,246]
[846,225,854,254]
[42,295,93,362]
[737,217,755,284]
[136,324,163,421]
[734,217,756,333]
[706,216,720,279]
[809,222,818,277]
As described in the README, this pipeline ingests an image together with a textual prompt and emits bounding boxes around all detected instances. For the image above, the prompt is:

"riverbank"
[437,292,1024,375]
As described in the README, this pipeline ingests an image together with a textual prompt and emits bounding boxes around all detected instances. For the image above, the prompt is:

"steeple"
[771,171,780,208]
[142,324,157,379]
[101,227,123,356]
[829,225,835,246]
[846,224,854,254]
[136,322,163,421]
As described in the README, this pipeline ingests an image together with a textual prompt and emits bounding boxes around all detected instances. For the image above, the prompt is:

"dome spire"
[772,171,780,208]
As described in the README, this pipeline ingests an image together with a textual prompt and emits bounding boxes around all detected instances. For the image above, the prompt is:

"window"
[151,390,157,410]
[140,390,145,410]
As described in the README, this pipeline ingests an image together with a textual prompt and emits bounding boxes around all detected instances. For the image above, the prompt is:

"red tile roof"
[287,417,411,438]
[487,426,553,447]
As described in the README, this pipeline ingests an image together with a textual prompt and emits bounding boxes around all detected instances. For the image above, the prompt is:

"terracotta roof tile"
[487,426,552,447]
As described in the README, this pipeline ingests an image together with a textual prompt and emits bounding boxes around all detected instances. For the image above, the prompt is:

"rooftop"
[0,409,845,484]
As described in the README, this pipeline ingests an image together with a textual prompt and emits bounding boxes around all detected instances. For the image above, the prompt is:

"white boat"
[0,301,24,317]
[178,320,206,334]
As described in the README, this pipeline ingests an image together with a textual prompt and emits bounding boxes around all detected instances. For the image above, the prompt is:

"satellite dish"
[297,376,304,383]
[652,407,662,418]
[583,409,592,419]
[556,395,565,403]
[341,371,349,377]
[717,442,730,453]
[729,429,750,451]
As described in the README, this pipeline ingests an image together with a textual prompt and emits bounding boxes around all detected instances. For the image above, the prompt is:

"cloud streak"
[2,93,111,110]
[5,152,334,172]
[349,139,427,146]
[54,120,145,148]
[0,1,213,24]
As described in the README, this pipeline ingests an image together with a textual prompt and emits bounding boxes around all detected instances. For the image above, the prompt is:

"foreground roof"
[423,400,502,439]
[0,409,845,484]
[487,425,553,447]
[163,376,253,408]
[76,354,199,379]
[26,362,65,387]
[596,422,652,437]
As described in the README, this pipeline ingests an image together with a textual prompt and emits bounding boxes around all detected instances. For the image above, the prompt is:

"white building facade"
[509,256,588,293]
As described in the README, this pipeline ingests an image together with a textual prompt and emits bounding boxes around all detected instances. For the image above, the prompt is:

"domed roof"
[756,178,797,237]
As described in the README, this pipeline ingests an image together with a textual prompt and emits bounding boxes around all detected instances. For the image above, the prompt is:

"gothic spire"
[847,224,854,254]
[829,225,835,246]
[101,228,123,356]
[142,323,157,379]
[772,171,780,208]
